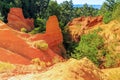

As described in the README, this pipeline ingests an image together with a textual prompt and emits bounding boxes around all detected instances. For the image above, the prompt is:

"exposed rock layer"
[0,15,64,65]
[7,58,109,80]
[67,16,103,42]
[7,8,34,31]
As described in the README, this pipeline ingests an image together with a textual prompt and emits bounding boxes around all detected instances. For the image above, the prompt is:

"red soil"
[0,13,64,65]
[7,8,34,31]
[30,16,64,55]
[67,16,103,42]
[0,47,30,64]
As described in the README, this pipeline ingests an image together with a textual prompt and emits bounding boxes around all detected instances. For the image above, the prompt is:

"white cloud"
[56,0,105,5]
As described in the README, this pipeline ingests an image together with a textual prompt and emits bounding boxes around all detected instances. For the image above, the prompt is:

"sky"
[55,0,106,5]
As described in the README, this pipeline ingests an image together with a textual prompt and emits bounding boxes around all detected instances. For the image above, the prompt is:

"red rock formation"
[0,15,64,65]
[67,16,103,27]
[30,16,65,56]
[0,29,51,63]
[67,16,103,42]
[7,8,34,31]
[0,48,30,64]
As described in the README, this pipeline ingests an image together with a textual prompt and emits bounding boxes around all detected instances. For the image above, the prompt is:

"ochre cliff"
[0,14,64,65]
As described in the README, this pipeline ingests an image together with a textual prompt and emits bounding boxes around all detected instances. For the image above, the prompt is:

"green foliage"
[98,3,107,15]
[112,2,120,21]
[34,18,46,31]
[103,0,116,12]
[43,0,75,29]
[58,0,74,28]
[29,27,44,34]
[65,41,78,58]
[105,53,115,68]
[21,28,27,32]
[62,26,78,58]
[0,0,99,33]
[33,40,48,51]
[0,62,15,72]
[103,12,113,24]
[21,0,50,18]
[104,53,120,68]
[0,0,14,22]
[74,4,98,17]
[46,1,60,17]
[29,17,46,34]
[71,29,104,65]
[0,13,3,20]
[99,0,120,23]
[66,27,120,68]
[31,58,48,67]
[0,0,50,22]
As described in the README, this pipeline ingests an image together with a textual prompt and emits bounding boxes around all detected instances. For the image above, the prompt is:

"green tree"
[103,11,112,24]
[74,4,98,17]
[104,0,116,11]
[112,2,120,21]
[59,0,74,28]
[99,0,116,15]
[45,0,74,29]
[73,7,81,17]
[45,1,60,17]
[0,12,3,20]
[0,0,14,22]
[99,0,117,23]
[21,0,50,18]
[0,0,50,22]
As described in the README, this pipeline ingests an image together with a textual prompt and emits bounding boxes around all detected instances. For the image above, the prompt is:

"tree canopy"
[0,0,50,22]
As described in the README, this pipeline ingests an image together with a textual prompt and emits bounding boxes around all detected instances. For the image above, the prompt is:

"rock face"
[7,58,109,80]
[67,16,120,68]
[7,8,34,31]
[67,16,103,27]
[67,16,103,42]
[30,15,66,56]
[0,15,64,65]
[93,20,120,67]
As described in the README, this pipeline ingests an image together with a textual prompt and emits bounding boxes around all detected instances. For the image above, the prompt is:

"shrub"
[29,18,46,34]
[21,28,27,32]
[112,3,120,21]
[0,13,4,21]
[103,12,113,24]
[104,53,115,68]
[33,40,48,51]
[71,29,104,66]
[0,62,15,72]
[104,52,120,68]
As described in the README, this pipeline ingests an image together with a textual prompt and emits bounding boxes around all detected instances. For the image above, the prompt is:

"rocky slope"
[0,8,65,65]
[1,58,120,80]
[0,8,120,80]
[67,16,103,42]
[0,58,109,80]
[7,8,34,31]
[67,16,120,68]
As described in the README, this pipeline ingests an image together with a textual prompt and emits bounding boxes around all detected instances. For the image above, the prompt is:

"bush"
[112,3,120,21]
[21,28,27,32]
[0,13,4,21]
[71,29,104,66]
[29,18,46,34]
[104,52,120,68]
[103,12,113,24]
[33,40,48,51]
[104,53,115,68]
[0,62,15,72]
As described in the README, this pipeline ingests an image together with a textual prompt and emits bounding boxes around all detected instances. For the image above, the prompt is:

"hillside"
[66,16,120,68]
[0,2,120,79]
